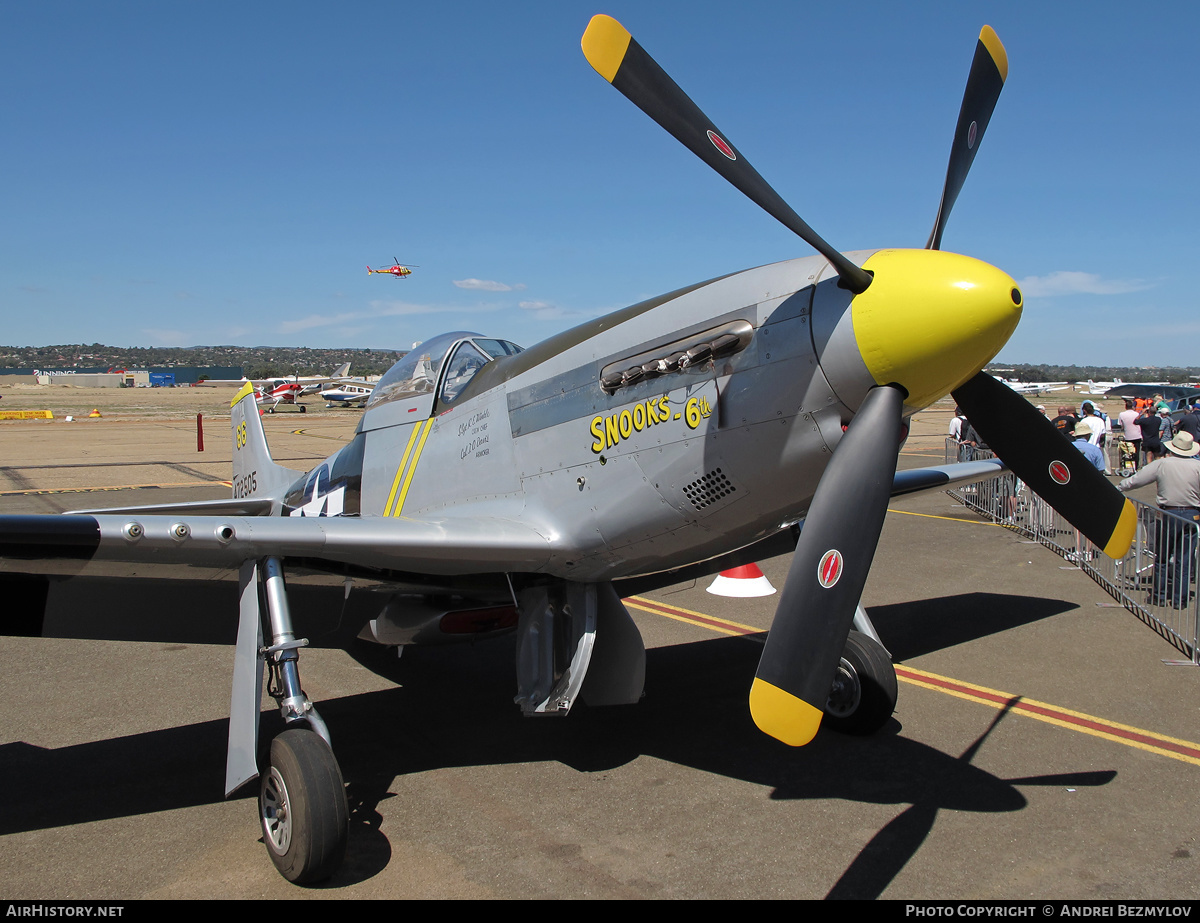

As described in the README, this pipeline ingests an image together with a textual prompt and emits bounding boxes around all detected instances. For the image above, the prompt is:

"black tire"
[260,728,349,884]
[299,405,307,413]
[823,630,897,735]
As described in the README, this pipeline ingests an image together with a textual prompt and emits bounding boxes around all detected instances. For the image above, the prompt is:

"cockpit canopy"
[367,331,523,410]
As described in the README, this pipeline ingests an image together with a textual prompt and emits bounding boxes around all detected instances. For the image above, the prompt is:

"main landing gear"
[236,556,349,885]
[823,629,898,735]
[261,728,349,883]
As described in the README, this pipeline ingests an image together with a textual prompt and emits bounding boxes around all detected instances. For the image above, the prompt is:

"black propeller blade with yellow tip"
[927,26,1009,251]
[750,385,905,746]
[928,33,1136,561]
[951,373,1137,558]
[581,13,873,295]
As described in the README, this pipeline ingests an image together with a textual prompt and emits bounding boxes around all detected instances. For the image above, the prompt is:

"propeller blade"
[750,385,905,746]
[926,26,1008,251]
[951,372,1136,558]
[581,14,873,294]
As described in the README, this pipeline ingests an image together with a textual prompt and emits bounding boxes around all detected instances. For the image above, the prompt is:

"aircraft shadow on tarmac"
[0,591,1113,897]
[865,590,1081,661]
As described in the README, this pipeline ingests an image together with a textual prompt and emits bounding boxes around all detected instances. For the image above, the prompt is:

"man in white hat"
[1071,421,1106,472]
[1118,431,1200,608]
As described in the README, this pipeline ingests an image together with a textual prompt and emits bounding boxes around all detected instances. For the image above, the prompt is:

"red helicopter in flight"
[366,258,418,279]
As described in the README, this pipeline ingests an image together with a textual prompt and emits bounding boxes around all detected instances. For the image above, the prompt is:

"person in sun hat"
[1071,421,1106,472]
[1119,431,1200,608]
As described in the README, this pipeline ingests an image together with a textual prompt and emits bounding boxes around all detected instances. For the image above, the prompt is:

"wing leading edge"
[0,513,553,578]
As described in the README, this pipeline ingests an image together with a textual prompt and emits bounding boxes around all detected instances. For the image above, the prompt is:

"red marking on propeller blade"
[818,550,843,589]
[707,130,736,160]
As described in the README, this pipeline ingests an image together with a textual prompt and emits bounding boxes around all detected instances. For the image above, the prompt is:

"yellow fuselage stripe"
[384,422,427,517]
[392,419,434,517]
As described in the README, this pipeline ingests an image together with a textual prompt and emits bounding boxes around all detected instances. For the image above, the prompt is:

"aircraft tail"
[230,383,300,502]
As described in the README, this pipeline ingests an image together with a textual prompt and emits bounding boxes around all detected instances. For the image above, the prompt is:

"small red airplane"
[366,258,417,279]
[254,379,305,413]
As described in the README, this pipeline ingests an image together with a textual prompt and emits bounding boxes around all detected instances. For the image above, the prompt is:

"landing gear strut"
[251,556,348,884]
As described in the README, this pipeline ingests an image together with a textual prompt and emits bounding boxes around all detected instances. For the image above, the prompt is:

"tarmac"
[0,386,1196,900]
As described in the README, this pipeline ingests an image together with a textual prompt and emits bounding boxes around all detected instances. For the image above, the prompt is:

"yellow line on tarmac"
[289,429,351,442]
[627,593,1200,766]
[624,596,762,638]
[887,508,1007,527]
[897,666,1200,767]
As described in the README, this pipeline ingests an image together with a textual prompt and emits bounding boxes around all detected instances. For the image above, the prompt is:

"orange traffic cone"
[706,563,776,597]
[87,408,102,418]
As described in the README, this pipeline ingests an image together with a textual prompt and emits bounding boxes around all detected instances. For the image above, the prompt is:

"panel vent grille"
[683,468,736,511]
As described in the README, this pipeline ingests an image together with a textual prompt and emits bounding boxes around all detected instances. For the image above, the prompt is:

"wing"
[890,459,1006,497]
[0,512,553,578]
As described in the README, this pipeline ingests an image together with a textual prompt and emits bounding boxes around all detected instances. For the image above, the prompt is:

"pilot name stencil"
[459,408,491,459]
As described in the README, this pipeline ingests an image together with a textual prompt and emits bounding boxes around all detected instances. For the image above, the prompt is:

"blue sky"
[2,2,1195,366]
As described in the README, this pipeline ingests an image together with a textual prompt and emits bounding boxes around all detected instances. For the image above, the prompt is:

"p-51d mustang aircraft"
[0,15,1137,885]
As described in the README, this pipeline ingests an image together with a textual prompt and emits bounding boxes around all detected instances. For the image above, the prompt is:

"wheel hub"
[261,766,293,855]
[825,657,862,718]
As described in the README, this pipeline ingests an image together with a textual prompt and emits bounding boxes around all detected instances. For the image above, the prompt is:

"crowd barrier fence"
[943,438,1199,663]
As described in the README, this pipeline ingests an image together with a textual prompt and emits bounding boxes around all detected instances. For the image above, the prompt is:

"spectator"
[1063,421,1108,562]
[1117,399,1142,472]
[1072,421,1106,472]
[1078,402,1110,474]
[1159,407,1175,443]
[1051,405,1079,438]
[1118,432,1200,608]
[1177,401,1200,441]
[948,406,965,441]
[960,417,987,451]
[1137,404,1165,464]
